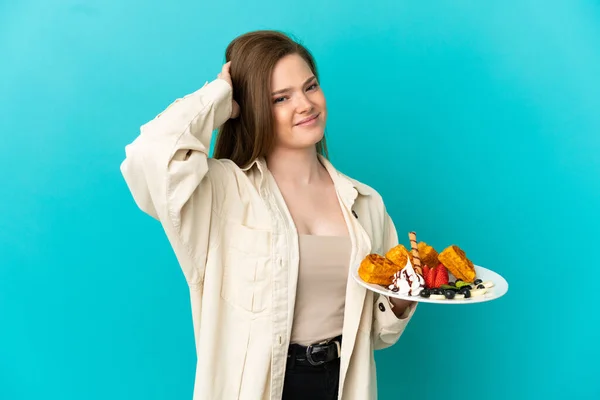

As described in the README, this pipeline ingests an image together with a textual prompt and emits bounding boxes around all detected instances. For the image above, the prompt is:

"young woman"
[121,30,417,400]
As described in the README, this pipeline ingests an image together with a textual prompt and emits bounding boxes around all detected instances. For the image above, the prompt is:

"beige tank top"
[290,234,352,346]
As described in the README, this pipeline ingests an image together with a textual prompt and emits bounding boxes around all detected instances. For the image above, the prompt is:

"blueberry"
[474,279,483,285]
[462,289,471,298]
[477,284,485,289]
[432,288,443,295]
[420,289,431,298]
[444,290,456,299]
[449,281,457,287]
[463,285,473,290]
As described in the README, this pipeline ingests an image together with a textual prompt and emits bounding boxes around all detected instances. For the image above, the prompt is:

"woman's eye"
[307,83,318,91]
[273,97,286,104]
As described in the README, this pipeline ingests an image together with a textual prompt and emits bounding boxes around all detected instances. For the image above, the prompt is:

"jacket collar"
[317,155,372,211]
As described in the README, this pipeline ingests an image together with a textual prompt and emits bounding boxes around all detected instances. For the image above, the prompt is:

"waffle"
[358,253,401,286]
[385,244,413,268]
[438,245,476,283]
[417,241,439,269]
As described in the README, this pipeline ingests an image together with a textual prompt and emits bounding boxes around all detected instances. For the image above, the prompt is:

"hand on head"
[217,62,240,119]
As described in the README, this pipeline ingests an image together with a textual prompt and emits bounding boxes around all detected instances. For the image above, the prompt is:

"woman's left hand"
[387,297,414,319]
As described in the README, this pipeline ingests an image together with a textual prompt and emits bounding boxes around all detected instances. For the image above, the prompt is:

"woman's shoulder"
[322,157,385,203]
[205,157,266,197]
[336,170,386,207]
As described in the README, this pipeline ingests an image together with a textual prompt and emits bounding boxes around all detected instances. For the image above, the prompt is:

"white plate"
[351,264,508,304]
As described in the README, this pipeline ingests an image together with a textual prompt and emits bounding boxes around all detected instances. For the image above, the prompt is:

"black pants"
[282,349,340,400]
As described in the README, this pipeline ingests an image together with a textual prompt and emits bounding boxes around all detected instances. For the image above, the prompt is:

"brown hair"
[213,30,328,168]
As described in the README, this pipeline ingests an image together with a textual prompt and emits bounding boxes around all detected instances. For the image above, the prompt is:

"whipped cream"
[387,257,425,296]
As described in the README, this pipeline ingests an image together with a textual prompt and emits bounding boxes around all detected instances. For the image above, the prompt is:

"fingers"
[218,62,237,119]
[219,62,231,79]
[222,61,231,74]
[231,100,240,119]
[218,62,232,85]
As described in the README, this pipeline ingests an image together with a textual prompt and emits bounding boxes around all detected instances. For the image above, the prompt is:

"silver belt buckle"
[305,344,326,366]
[332,339,341,358]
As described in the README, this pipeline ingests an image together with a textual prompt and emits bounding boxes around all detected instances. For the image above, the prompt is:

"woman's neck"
[266,147,326,186]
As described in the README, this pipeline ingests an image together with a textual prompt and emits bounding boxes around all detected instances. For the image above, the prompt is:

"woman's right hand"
[217,62,240,119]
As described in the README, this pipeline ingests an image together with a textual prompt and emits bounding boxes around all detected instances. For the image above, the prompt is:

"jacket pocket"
[221,223,272,315]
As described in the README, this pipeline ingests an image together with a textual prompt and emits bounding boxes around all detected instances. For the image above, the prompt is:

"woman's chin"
[300,126,325,143]
[275,126,325,150]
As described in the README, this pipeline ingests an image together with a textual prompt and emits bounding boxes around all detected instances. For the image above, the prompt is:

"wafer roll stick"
[408,231,423,275]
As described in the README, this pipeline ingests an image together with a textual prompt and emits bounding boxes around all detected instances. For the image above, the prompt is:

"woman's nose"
[295,93,313,114]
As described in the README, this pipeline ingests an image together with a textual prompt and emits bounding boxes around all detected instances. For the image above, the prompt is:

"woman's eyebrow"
[271,76,317,96]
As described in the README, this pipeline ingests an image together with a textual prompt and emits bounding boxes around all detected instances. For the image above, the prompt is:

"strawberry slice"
[424,265,436,288]
[422,264,430,277]
[433,263,449,288]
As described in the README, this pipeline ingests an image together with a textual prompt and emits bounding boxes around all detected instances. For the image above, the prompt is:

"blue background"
[1,1,599,399]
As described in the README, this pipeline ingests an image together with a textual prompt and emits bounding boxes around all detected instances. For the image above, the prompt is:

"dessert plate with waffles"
[351,231,509,304]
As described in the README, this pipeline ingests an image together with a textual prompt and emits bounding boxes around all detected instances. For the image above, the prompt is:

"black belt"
[287,335,342,367]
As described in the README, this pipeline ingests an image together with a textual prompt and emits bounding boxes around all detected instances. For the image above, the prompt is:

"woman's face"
[270,53,327,151]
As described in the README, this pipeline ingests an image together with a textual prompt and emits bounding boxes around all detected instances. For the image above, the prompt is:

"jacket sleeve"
[120,78,233,285]
[372,209,418,350]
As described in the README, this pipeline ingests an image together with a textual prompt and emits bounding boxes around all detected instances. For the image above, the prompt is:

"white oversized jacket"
[120,78,417,400]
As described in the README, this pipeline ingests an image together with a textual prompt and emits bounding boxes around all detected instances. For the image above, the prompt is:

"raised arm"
[120,64,236,284]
